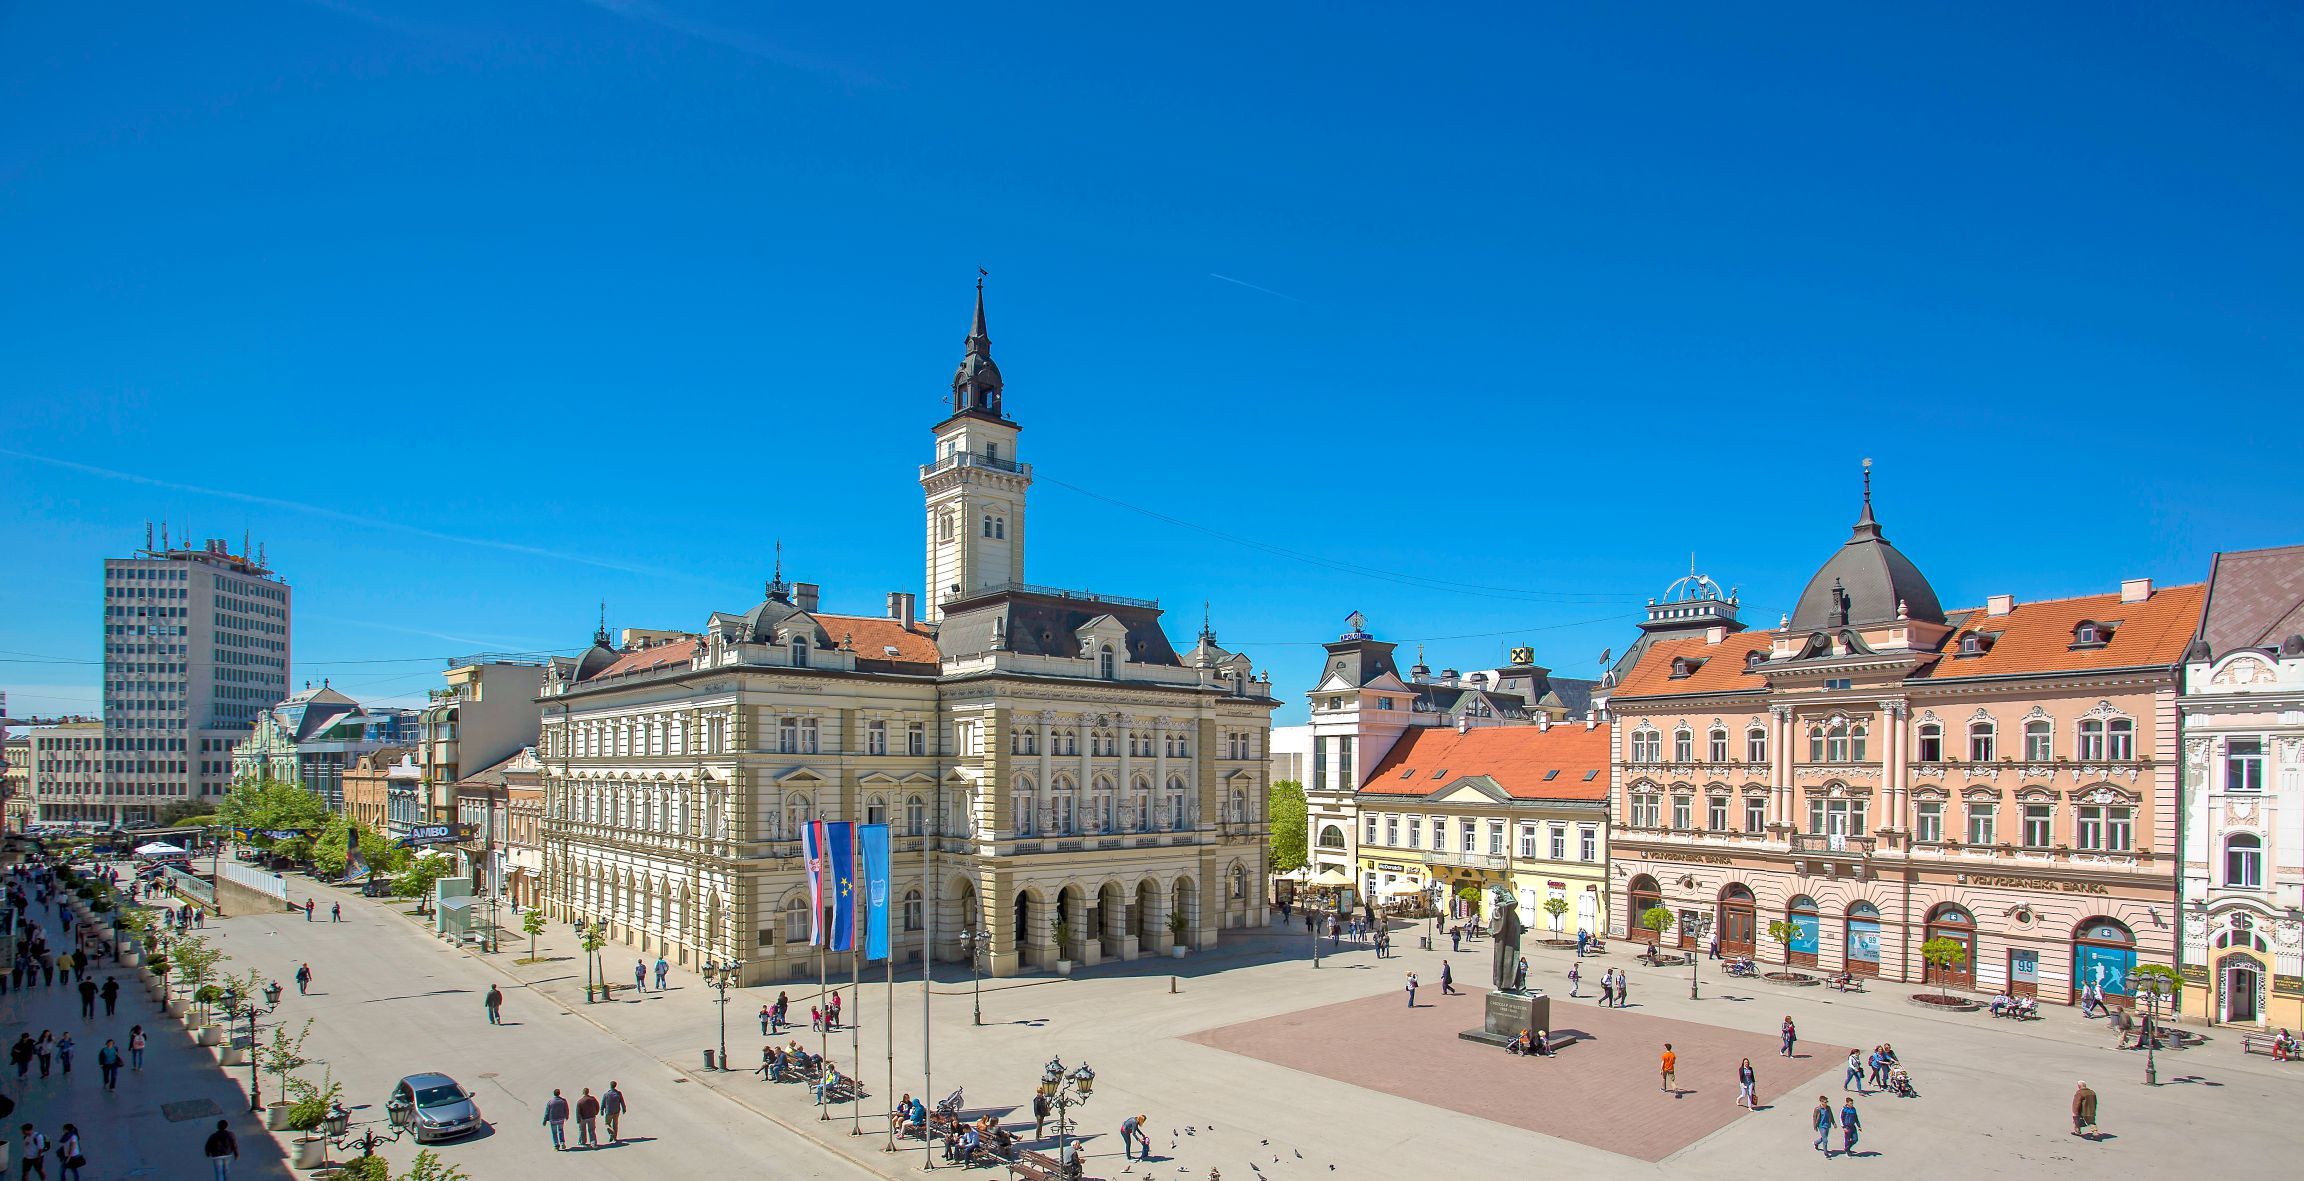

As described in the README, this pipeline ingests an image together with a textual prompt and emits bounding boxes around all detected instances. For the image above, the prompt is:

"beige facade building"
[1601,479,2197,1007]
[24,721,106,825]
[420,660,543,827]
[4,736,32,831]
[538,286,1278,984]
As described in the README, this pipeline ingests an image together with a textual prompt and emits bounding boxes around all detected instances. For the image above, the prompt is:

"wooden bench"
[2240,1033,2292,1058]
[1827,975,1868,994]
[1011,1148,1075,1181]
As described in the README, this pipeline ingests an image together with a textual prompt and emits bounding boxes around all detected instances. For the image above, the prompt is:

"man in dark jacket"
[575,1088,601,1148]
[601,1081,627,1143]
[99,977,119,1016]
[2072,1081,2098,1137]
[77,978,98,1019]
[204,1119,239,1179]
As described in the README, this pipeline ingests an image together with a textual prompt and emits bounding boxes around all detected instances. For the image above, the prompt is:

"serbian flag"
[861,824,892,962]
[825,821,857,952]
[804,820,828,946]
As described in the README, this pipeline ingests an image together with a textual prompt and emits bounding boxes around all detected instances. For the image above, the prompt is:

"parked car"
[387,1073,484,1143]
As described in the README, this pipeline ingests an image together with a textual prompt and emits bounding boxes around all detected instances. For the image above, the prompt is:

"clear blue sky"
[3,2,2298,724]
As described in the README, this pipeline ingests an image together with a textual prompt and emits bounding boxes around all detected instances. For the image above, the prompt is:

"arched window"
[865,793,888,827]
[792,634,811,668]
[1968,719,1997,762]
[783,792,812,839]
[905,794,926,836]
[1317,824,1346,849]
[1849,721,1868,762]
[1916,721,1943,762]
[1099,646,1116,680]
[1626,874,1663,941]
[783,896,810,944]
[902,889,924,931]
[1631,727,1661,763]
[1131,776,1153,830]
[1166,775,1188,830]
[994,517,1005,540]
[1785,896,1821,967]
[2225,833,2263,888]
[982,514,994,538]
[2076,718,2106,761]
[1746,726,1768,764]
[2073,917,2137,1002]
[1708,727,1729,763]
[1673,728,1693,763]
[2023,719,2052,762]
[938,513,954,543]
[2106,718,2134,761]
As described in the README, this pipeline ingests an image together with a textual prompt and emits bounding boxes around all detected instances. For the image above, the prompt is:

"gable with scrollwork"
[2079,699,2134,722]
[2208,655,2276,688]
[2072,781,2137,805]
[1910,784,1949,800]
[1960,785,2002,802]
[2013,784,2060,803]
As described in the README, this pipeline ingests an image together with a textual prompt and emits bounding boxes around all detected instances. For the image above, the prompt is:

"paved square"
[1185,987,1851,1162]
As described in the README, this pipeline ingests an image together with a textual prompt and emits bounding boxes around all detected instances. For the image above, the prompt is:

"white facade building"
[538,285,1279,984]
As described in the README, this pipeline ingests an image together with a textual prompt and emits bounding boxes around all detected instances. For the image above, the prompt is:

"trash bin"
[704,1049,717,1071]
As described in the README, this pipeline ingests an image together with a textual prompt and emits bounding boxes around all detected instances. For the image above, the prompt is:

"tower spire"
[595,602,610,648]
[950,270,1004,418]
[1851,457,1882,539]
[767,539,789,602]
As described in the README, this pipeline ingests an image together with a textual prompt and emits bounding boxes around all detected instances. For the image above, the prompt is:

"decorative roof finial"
[1199,599,1215,645]
[595,602,610,647]
[1859,457,1875,525]
[767,540,789,602]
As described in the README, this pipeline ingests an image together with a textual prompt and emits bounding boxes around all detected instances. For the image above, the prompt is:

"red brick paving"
[1183,987,1850,1162]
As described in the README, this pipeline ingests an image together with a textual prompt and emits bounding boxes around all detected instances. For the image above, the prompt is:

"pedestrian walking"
[98,978,118,1017]
[37,1030,54,1078]
[1576,928,1589,957]
[54,1124,82,1181]
[601,1081,627,1143]
[127,1027,146,1071]
[654,957,669,991]
[1617,971,1630,1008]
[304,899,315,922]
[633,960,646,994]
[55,1033,72,1076]
[1661,1043,1678,1094]
[1839,1099,1862,1156]
[1405,972,1419,1008]
[1568,963,1581,997]
[542,1089,570,1150]
[330,903,341,922]
[1737,1058,1757,1110]
[96,1041,121,1091]
[1120,1113,1150,1160]
[1449,925,1461,952]
[1868,1046,1887,1090]
[1440,961,1459,996]
[828,990,842,1029]
[1845,1049,1864,1093]
[2071,1080,2098,1138]
[1812,1096,1834,1155]
[293,963,311,995]
[1032,1092,1051,1139]
[484,986,503,1025]
[10,1034,30,1081]
[759,1004,772,1036]
[76,978,96,1020]
[19,1124,47,1180]
[1781,1017,1797,1058]
[575,1087,601,1147]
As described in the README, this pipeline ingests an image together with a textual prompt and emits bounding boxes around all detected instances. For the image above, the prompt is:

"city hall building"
[537,286,1278,984]
[1599,477,2196,1006]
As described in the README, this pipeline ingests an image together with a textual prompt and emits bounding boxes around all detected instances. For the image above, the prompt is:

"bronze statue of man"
[1488,887,1526,992]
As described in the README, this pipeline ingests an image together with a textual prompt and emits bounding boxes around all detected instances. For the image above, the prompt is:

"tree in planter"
[282,1067,342,1131]
[261,1018,317,1110]
[1050,916,1075,963]
[1168,907,1188,950]
[578,922,608,1002]
[1638,905,1676,948]
[521,908,548,962]
[1267,780,1308,874]
[1919,936,1968,1001]
[1542,895,1571,936]
[172,936,227,1017]
[399,1149,472,1181]
[1766,919,1799,972]
[394,852,456,915]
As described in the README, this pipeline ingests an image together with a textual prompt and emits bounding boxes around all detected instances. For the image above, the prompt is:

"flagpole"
[885,916,895,1153]
[851,826,863,1138]
[815,819,830,1123]
[818,932,829,1121]
[922,786,938,1172]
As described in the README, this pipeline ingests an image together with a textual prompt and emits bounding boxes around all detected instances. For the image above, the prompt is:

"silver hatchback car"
[389,1073,484,1143]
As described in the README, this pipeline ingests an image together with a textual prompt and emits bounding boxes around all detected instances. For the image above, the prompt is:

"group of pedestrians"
[1592,966,1630,1007]
[297,898,342,922]
[540,1081,630,1149]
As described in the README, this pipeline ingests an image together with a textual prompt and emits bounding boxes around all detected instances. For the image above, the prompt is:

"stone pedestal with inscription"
[1458,990,1552,1046]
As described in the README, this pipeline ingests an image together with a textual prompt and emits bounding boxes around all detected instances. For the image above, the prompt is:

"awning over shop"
[1311,867,1355,887]
[134,842,189,857]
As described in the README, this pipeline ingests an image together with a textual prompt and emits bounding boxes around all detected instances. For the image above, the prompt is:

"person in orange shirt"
[1661,1043,1678,1094]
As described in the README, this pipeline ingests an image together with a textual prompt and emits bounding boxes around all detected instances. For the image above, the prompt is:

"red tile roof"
[1921,584,2204,681]
[1359,724,1612,801]
[815,613,941,671]
[589,637,701,680]
[1608,585,2206,699]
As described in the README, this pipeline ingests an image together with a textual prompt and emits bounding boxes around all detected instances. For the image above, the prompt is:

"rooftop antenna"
[145,520,154,553]
[160,521,170,550]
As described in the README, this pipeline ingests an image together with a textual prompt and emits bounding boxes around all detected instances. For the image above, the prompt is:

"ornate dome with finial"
[1789,460,1944,633]
[950,274,1005,418]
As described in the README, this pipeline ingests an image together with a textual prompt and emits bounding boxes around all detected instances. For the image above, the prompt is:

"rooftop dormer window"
[2070,621,2114,650]
[1745,651,1764,672]
[1956,631,1997,658]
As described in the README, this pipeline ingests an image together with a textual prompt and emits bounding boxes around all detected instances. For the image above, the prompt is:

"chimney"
[1986,594,2015,617]
[2120,577,2153,604]
[793,582,820,613]
[1584,714,1597,730]
[1705,625,1726,645]
[887,592,916,631]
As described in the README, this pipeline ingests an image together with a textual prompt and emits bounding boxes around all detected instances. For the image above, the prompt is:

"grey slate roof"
[2199,544,2304,657]
[937,589,1183,666]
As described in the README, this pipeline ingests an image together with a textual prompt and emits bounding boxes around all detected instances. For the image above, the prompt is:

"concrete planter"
[1170,945,1187,960]
[1054,960,1074,976]
[165,998,189,1017]
[220,1045,247,1066]
[294,1136,330,1168]
[268,1103,300,1131]
[197,1024,223,1047]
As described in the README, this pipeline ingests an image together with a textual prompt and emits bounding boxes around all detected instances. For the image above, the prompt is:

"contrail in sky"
[1210,273,1314,305]
[0,447,703,582]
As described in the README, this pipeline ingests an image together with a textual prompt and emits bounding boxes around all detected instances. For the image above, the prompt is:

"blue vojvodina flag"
[825,821,857,952]
[861,824,892,962]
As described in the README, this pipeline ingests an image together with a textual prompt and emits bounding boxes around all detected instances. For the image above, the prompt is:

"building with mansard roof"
[1599,468,2197,1007]
[536,284,1279,984]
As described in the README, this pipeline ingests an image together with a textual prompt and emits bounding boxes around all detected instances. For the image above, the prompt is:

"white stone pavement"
[249,876,2303,1181]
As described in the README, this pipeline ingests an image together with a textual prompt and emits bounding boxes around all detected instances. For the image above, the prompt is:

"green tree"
[521,908,547,961]
[1766,919,1799,969]
[214,780,330,848]
[313,817,402,879]
[2133,963,2183,1005]
[579,921,608,1002]
[1919,935,1968,1000]
[1542,895,1571,934]
[172,935,227,1016]
[1267,780,1308,874]
[260,1017,316,1101]
[393,852,456,914]
[1638,905,1676,945]
[157,799,216,826]
[399,1149,472,1181]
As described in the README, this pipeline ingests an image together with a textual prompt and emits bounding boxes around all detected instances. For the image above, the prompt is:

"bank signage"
[400,824,474,847]
[1965,874,2111,895]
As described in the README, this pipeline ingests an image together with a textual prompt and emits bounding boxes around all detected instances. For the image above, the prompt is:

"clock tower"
[921,278,1029,621]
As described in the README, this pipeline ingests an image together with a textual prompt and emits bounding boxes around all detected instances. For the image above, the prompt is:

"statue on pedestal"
[1488,886,1526,993]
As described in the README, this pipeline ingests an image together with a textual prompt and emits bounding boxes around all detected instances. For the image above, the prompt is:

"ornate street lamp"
[958,926,990,1026]
[219,983,279,1112]
[326,1102,405,1160]
[706,957,743,1070]
[1037,1056,1094,1180]
[2135,973,2173,1087]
